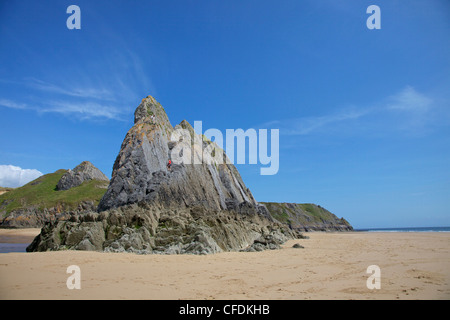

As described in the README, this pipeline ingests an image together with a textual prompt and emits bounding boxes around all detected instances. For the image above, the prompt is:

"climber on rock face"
[167,159,172,171]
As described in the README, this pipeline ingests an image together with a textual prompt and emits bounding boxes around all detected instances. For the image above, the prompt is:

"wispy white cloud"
[26,78,115,101]
[282,108,370,135]
[387,86,433,114]
[265,86,438,136]
[385,86,439,133]
[40,101,126,121]
[0,99,126,121]
[0,165,43,188]
[0,99,28,110]
[0,48,155,122]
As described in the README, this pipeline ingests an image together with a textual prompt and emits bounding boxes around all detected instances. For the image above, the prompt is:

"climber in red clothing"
[167,159,172,171]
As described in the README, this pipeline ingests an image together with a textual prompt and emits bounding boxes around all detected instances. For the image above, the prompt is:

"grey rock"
[57,161,109,191]
[76,239,97,251]
[292,243,304,249]
[240,230,291,252]
[1,201,97,228]
[98,96,258,214]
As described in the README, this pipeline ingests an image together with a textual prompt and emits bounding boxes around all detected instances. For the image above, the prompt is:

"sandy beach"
[0,229,449,300]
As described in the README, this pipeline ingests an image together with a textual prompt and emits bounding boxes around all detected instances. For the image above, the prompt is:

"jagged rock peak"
[56,161,109,191]
[134,95,171,126]
[179,119,193,129]
[98,95,260,215]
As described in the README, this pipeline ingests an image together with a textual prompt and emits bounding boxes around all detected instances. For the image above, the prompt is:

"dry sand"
[0,229,449,300]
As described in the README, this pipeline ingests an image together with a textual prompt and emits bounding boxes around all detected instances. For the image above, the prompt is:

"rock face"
[57,161,109,191]
[28,96,301,254]
[262,202,353,232]
[1,201,96,229]
[97,97,261,215]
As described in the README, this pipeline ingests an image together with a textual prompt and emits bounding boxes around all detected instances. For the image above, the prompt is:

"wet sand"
[0,228,40,244]
[0,230,449,300]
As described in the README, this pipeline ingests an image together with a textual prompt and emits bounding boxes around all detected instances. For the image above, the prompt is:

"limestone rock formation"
[97,96,261,215]
[57,161,109,191]
[28,96,301,254]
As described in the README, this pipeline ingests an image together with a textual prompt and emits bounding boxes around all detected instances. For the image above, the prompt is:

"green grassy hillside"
[0,169,108,216]
[261,202,352,230]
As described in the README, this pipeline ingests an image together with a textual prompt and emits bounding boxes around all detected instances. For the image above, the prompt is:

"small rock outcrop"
[28,95,302,254]
[0,164,109,228]
[0,187,13,196]
[56,161,109,191]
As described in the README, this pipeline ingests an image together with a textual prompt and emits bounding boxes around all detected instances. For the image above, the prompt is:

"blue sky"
[1,0,449,228]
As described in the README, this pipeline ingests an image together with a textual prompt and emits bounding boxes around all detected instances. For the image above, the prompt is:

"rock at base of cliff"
[27,202,302,255]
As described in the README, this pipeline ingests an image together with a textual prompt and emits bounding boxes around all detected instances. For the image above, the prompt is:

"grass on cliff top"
[0,169,108,215]
[261,202,343,225]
